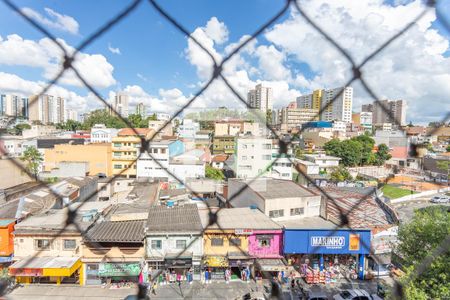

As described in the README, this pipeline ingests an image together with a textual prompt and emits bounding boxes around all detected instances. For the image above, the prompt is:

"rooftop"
[146,204,202,233]
[212,154,229,163]
[314,186,393,229]
[199,207,282,230]
[230,178,317,199]
[84,220,146,243]
[278,216,338,230]
[118,128,153,136]
[303,154,341,161]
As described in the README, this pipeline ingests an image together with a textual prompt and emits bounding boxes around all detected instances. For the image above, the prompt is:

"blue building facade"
[284,229,371,280]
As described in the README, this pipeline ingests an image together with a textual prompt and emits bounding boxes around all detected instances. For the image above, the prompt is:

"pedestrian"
[152,282,158,295]
[176,273,181,286]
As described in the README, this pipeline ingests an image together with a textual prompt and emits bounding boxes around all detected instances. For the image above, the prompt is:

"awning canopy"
[255,259,288,272]
[9,257,81,277]
[165,251,193,260]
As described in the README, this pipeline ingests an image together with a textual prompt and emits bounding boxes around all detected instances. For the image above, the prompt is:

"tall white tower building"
[247,84,273,113]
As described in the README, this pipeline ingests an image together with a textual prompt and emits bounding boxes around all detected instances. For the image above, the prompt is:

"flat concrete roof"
[277,216,337,230]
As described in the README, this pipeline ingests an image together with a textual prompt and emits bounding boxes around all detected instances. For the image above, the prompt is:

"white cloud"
[0,34,116,89]
[21,7,79,35]
[137,73,148,82]
[108,43,121,55]
[255,45,291,81]
[204,17,229,44]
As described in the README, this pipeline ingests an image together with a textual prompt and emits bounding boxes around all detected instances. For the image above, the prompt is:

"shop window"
[211,238,224,247]
[290,207,304,216]
[175,240,186,249]
[35,239,50,250]
[63,239,77,250]
[268,209,284,218]
[151,240,162,250]
[229,238,241,247]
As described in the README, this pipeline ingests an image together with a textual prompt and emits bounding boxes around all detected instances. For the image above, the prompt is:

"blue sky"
[0,0,449,123]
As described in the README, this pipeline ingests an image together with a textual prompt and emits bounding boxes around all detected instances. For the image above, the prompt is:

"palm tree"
[20,146,43,180]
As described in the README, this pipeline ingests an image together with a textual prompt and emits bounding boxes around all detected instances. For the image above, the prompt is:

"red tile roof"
[118,128,153,137]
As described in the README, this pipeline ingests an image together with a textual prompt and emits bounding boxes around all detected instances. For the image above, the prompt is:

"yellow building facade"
[111,135,141,178]
[44,143,112,176]
[312,89,323,110]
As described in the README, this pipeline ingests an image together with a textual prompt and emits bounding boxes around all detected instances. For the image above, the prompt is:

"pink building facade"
[248,230,283,258]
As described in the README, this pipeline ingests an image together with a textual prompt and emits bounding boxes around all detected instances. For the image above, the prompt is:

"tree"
[446,144,450,152]
[9,123,31,135]
[294,147,305,159]
[205,165,225,181]
[56,119,83,131]
[330,166,353,182]
[353,134,375,165]
[397,206,450,299]
[325,139,363,167]
[20,146,43,180]
[375,143,392,166]
[266,109,273,125]
[82,109,127,129]
[127,113,148,128]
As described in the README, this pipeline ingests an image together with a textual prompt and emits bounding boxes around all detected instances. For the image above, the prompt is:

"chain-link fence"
[1,0,449,299]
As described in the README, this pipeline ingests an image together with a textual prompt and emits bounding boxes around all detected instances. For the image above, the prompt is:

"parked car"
[307,290,329,300]
[333,289,371,300]
[430,195,450,203]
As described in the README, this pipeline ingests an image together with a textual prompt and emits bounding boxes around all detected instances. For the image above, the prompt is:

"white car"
[430,195,450,203]
[333,289,372,300]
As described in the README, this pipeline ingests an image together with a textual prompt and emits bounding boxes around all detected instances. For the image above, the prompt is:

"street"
[5,278,391,300]
[391,194,450,222]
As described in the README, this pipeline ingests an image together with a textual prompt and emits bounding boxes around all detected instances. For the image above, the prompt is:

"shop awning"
[9,257,81,277]
[165,251,193,259]
[255,259,288,272]
[0,256,13,263]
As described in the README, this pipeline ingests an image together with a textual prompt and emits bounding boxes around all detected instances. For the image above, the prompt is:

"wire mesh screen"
[1,0,449,299]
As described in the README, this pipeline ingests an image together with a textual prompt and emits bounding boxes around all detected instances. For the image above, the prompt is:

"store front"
[95,262,141,285]
[284,229,371,282]
[228,254,253,280]
[203,256,228,280]
[165,253,192,280]
[10,257,82,285]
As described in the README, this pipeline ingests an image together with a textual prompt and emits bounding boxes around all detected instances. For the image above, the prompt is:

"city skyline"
[0,1,449,124]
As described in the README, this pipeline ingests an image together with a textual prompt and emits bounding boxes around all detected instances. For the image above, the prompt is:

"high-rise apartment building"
[113,92,129,118]
[362,99,406,126]
[247,84,273,113]
[28,94,64,124]
[136,102,146,117]
[0,94,29,118]
[297,87,352,123]
[296,89,323,111]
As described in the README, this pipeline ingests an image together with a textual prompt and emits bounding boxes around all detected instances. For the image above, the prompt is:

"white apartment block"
[235,137,292,180]
[360,112,373,129]
[114,92,129,118]
[29,94,65,124]
[296,94,313,109]
[321,87,353,123]
[0,94,28,118]
[178,119,200,139]
[90,124,119,143]
[65,109,78,122]
[280,108,319,131]
[247,84,273,113]
[332,120,347,133]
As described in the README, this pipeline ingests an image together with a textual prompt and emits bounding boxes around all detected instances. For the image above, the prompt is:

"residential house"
[212,135,235,155]
[199,207,283,280]
[145,204,203,280]
[10,202,112,285]
[90,124,118,143]
[302,154,341,173]
[178,119,200,139]
[148,120,173,139]
[111,128,154,178]
[44,143,112,176]
[228,178,323,222]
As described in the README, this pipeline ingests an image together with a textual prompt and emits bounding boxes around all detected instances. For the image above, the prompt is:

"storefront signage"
[98,263,140,277]
[311,236,345,249]
[349,234,360,251]
[235,229,253,235]
[203,256,228,267]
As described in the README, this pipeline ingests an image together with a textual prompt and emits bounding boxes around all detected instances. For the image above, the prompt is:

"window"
[211,238,224,246]
[63,239,76,250]
[242,156,247,160]
[262,155,271,160]
[35,239,50,250]
[161,148,166,154]
[268,209,284,218]
[176,240,186,249]
[113,164,122,169]
[229,238,241,247]
[113,143,121,147]
[290,207,304,216]
[151,240,162,250]
[113,152,121,157]
[263,144,272,149]
[257,236,271,247]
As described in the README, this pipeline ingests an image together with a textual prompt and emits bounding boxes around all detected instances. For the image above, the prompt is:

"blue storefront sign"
[284,229,371,255]
[284,229,371,280]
